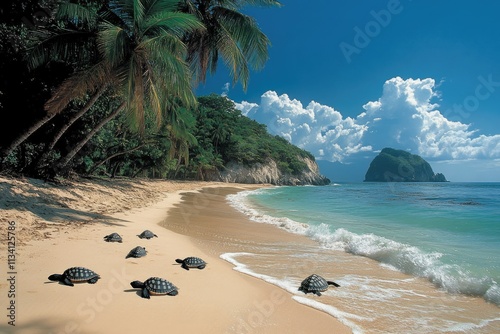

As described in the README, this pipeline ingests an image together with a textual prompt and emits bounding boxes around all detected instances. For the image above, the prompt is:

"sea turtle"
[175,256,207,270]
[130,277,178,299]
[126,246,147,259]
[298,274,340,296]
[103,232,122,243]
[137,230,158,239]
[48,267,100,286]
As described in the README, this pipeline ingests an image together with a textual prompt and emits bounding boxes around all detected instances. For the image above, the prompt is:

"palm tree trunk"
[30,86,108,171]
[0,112,56,162]
[48,85,108,151]
[56,102,125,170]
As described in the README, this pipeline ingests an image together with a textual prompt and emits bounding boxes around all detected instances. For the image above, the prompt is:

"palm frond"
[44,62,113,115]
[237,0,282,8]
[55,1,98,29]
[146,0,185,17]
[143,11,205,38]
[97,22,129,67]
[26,28,97,69]
[216,7,270,70]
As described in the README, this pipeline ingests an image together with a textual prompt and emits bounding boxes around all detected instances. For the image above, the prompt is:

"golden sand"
[0,176,350,334]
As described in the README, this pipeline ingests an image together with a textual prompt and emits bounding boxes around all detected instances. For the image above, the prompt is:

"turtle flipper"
[63,277,74,287]
[168,290,178,296]
[88,277,99,284]
[315,291,322,296]
[327,281,340,287]
[182,263,189,271]
[197,264,206,269]
[142,288,151,299]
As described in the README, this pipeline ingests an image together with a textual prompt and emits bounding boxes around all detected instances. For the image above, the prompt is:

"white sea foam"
[220,252,366,333]
[310,226,500,305]
[227,190,309,235]
[226,190,500,306]
[292,296,366,334]
[442,317,500,332]
[219,252,295,292]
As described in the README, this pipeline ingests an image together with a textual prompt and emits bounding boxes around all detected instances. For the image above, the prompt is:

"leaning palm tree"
[55,0,205,169]
[0,1,103,161]
[178,0,281,91]
[1,0,203,168]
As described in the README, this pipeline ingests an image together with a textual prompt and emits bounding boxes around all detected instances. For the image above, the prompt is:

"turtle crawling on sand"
[175,256,207,270]
[137,230,158,239]
[48,267,100,286]
[298,274,340,296]
[126,246,147,259]
[103,232,122,243]
[130,277,178,299]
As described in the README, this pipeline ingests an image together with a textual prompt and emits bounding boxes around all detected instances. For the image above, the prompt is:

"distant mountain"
[364,148,447,182]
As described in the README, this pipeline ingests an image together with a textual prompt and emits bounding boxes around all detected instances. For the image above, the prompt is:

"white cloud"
[221,82,230,97]
[234,77,500,162]
[239,91,371,161]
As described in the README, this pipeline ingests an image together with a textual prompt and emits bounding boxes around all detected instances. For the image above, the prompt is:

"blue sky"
[196,0,500,182]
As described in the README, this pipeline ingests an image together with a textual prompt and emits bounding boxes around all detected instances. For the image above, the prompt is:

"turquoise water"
[234,182,500,306]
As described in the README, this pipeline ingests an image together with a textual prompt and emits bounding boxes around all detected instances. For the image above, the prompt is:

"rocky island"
[364,148,447,182]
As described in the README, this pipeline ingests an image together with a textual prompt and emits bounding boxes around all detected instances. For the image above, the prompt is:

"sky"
[195,0,500,182]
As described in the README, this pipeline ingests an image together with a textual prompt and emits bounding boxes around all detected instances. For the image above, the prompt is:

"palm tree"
[0,1,103,161]
[1,0,204,168]
[178,0,281,90]
[164,106,197,176]
[55,0,205,170]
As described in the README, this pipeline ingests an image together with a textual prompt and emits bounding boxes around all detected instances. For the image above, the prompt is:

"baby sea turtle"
[103,232,122,243]
[175,256,207,270]
[48,267,100,286]
[298,274,340,296]
[126,246,147,259]
[137,230,158,239]
[130,277,178,299]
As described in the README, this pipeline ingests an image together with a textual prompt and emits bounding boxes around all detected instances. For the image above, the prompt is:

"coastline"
[0,176,351,333]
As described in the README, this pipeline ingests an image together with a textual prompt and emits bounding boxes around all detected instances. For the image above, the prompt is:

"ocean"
[224,182,500,333]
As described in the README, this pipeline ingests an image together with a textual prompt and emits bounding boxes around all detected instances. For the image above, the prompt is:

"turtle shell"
[104,232,122,243]
[183,257,206,267]
[299,274,329,293]
[126,246,147,259]
[138,230,157,239]
[64,267,100,283]
[144,277,178,295]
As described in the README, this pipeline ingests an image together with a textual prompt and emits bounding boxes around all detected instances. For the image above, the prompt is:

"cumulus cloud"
[234,77,500,162]
[236,91,371,161]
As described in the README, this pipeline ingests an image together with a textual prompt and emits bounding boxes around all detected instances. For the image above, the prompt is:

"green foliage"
[179,0,281,90]
[189,94,313,177]
[1,0,289,181]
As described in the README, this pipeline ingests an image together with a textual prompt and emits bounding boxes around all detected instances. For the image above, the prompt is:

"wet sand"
[165,187,500,334]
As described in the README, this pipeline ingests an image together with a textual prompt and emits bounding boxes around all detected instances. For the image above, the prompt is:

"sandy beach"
[0,176,351,334]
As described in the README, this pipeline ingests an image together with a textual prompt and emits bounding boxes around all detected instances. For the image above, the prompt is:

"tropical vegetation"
[0,0,319,182]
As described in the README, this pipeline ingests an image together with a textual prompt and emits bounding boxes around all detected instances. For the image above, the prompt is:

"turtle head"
[48,274,63,282]
[175,259,183,264]
[130,280,144,289]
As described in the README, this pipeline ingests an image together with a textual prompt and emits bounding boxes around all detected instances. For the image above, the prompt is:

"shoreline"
[169,186,500,334]
[0,176,351,333]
